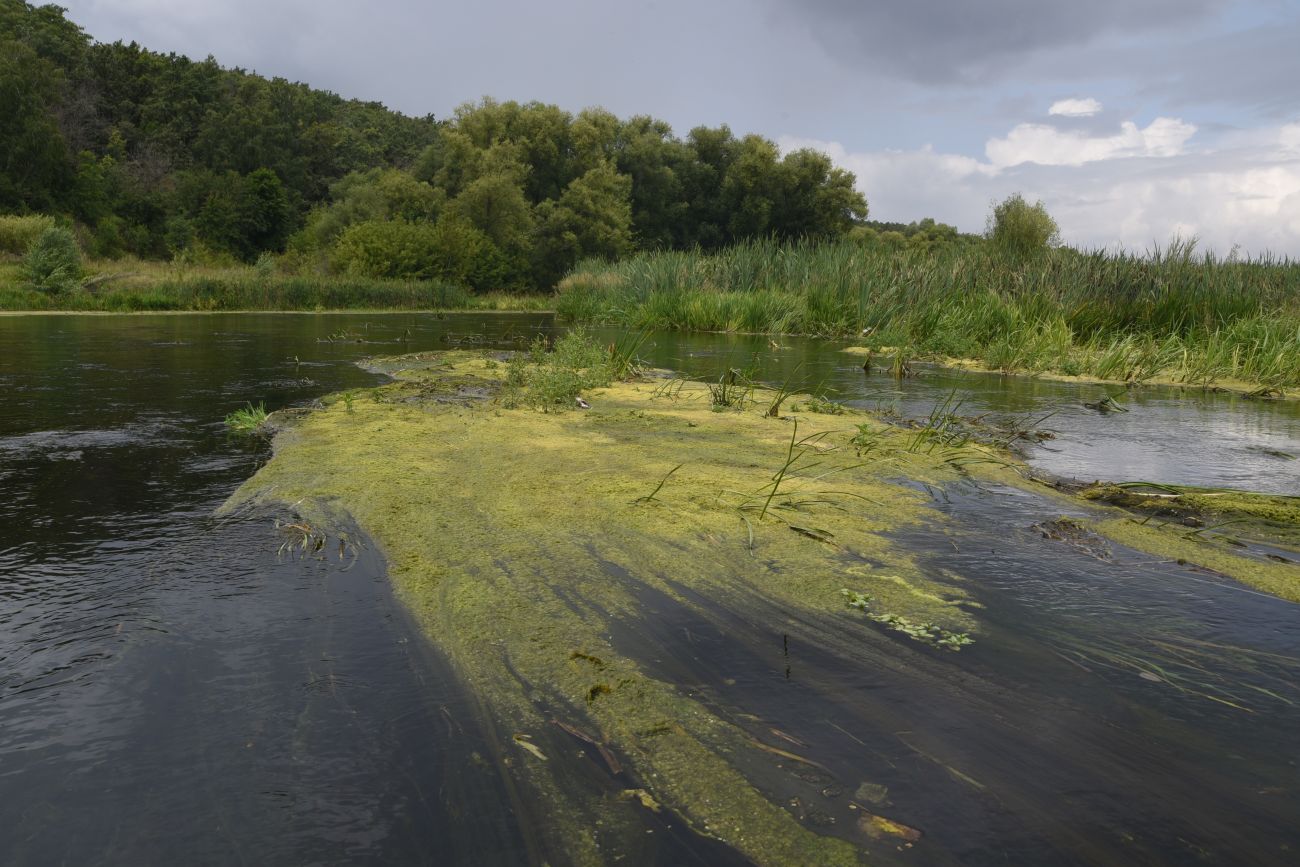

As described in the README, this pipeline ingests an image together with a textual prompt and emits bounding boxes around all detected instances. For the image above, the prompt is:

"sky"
[58,0,1300,256]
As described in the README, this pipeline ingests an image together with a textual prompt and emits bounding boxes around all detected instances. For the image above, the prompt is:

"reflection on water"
[1,313,1298,865]
[618,329,1300,493]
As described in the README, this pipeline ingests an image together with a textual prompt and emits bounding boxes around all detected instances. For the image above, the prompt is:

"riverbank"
[0,259,549,313]
[223,339,1299,865]
[555,240,1300,392]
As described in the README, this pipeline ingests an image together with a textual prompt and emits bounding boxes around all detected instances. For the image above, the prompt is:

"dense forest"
[1,0,874,289]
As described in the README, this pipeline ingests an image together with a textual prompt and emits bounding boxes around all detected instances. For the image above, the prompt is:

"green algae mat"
[224,345,1300,865]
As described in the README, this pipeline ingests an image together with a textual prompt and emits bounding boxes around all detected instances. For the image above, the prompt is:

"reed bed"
[0,259,551,313]
[556,239,1300,388]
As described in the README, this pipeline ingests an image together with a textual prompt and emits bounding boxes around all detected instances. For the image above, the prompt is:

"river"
[1,312,1297,865]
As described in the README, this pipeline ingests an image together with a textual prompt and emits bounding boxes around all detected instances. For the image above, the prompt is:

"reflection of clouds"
[640,331,1300,493]
[1029,396,1300,492]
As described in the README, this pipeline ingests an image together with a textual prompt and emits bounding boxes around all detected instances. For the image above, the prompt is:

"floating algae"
[224,344,983,866]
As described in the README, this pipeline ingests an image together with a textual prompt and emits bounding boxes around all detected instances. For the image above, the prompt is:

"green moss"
[975,470,1300,602]
[227,349,994,865]
[1080,483,1300,551]
[1091,517,1300,603]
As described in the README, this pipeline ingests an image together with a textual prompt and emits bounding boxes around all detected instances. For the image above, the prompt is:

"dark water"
[2,313,1298,865]
[0,313,552,865]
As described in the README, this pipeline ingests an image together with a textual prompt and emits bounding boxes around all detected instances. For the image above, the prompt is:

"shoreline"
[0,306,555,317]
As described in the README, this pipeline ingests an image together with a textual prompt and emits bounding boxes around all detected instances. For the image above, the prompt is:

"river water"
[1,312,1297,865]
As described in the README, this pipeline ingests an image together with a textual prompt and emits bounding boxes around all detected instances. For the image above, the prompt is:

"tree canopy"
[0,1,870,287]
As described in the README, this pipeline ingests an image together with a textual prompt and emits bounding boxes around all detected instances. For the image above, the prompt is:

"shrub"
[986,193,1060,257]
[331,216,504,290]
[499,328,612,411]
[0,214,57,256]
[332,219,442,280]
[22,226,83,293]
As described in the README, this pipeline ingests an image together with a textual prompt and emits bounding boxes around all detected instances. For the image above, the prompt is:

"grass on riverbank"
[0,257,550,313]
[555,239,1300,389]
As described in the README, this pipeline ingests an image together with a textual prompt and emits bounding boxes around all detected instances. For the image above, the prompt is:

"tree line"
[2,1,871,288]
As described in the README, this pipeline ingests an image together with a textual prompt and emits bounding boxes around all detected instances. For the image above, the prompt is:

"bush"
[500,328,612,411]
[331,216,504,290]
[0,214,57,256]
[986,194,1060,257]
[22,226,83,293]
[332,220,443,280]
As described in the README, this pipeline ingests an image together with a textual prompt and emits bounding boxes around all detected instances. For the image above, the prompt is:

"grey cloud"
[1139,22,1300,116]
[776,0,1228,84]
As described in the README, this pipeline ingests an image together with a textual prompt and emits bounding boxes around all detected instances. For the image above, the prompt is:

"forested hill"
[2,1,436,252]
[1,1,868,288]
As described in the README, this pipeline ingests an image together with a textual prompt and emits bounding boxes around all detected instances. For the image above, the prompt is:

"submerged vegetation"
[223,333,1298,863]
[556,238,1300,390]
[841,589,974,650]
[226,339,990,864]
[1081,482,1300,553]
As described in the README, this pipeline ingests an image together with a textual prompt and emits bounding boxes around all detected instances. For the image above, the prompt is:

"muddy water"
[2,312,1298,865]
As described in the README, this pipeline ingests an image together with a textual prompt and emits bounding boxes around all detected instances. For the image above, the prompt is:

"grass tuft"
[225,402,269,434]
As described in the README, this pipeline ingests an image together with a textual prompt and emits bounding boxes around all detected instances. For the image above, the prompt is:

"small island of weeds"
[223,331,1298,864]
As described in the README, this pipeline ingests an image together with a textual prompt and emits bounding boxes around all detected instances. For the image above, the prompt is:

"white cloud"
[986,117,1197,168]
[780,122,1300,257]
[1049,97,1103,117]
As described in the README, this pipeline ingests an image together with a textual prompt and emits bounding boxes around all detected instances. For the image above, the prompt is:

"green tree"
[533,163,632,286]
[332,219,442,280]
[331,216,505,290]
[679,125,737,248]
[22,225,82,293]
[615,116,688,249]
[721,135,782,240]
[447,173,534,252]
[0,39,71,210]
[773,148,867,238]
[987,193,1060,257]
[238,168,292,254]
[300,168,443,250]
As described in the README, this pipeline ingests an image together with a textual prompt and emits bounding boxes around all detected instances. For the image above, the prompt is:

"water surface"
[2,313,1298,865]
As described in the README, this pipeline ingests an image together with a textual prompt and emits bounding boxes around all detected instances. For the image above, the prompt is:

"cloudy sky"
[60,0,1300,256]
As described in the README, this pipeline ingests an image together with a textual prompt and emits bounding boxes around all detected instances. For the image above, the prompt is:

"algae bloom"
[224,337,1298,864]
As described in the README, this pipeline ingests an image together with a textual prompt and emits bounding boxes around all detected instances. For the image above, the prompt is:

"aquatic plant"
[764,364,805,418]
[607,328,652,380]
[798,395,847,415]
[224,402,269,434]
[849,423,884,457]
[227,349,977,865]
[633,464,683,505]
[708,367,754,410]
[555,238,1300,389]
[840,589,973,650]
[498,328,614,411]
